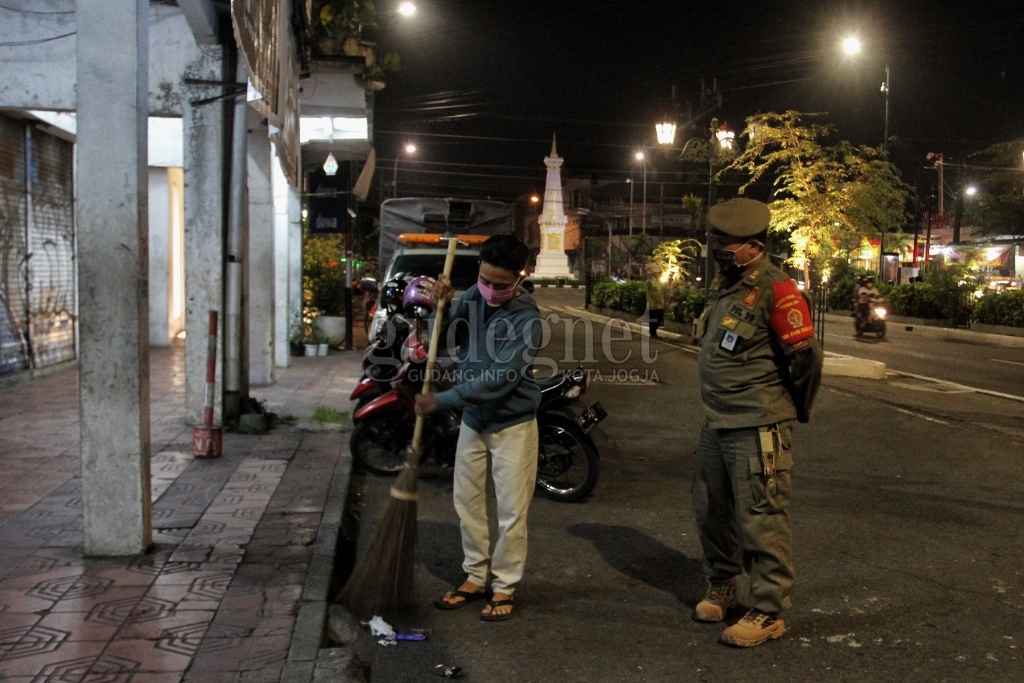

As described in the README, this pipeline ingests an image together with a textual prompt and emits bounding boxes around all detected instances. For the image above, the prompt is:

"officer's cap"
[708,198,771,239]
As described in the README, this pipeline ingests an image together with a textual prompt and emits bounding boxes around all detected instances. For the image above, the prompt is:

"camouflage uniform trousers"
[692,418,795,614]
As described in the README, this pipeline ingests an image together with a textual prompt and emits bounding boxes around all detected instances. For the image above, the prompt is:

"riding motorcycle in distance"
[853,293,887,338]
[349,313,606,502]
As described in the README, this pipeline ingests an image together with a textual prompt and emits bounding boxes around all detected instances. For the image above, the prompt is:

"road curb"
[283,443,356,683]
[823,353,887,379]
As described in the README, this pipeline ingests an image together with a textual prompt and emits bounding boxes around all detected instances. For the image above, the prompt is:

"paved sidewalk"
[0,341,362,682]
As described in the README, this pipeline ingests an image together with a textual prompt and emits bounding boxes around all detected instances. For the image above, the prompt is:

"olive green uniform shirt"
[697,261,811,430]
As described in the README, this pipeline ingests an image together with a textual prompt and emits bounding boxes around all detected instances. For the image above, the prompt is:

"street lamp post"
[705,119,721,297]
[656,118,735,295]
[882,62,890,159]
[626,178,633,277]
[842,35,890,159]
[392,143,416,198]
[635,151,647,234]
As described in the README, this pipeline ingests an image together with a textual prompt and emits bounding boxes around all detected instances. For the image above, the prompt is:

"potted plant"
[313,329,330,356]
[289,313,308,357]
[303,234,347,345]
[303,337,319,357]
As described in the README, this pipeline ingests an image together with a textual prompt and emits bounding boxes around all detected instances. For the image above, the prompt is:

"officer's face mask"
[713,240,761,279]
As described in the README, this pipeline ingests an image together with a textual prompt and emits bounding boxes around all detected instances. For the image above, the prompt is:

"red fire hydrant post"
[192,310,223,458]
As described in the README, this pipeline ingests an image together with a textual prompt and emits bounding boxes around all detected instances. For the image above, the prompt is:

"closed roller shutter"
[0,116,28,376]
[27,126,76,368]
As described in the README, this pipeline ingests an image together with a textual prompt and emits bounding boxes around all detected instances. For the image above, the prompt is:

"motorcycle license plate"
[576,402,607,434]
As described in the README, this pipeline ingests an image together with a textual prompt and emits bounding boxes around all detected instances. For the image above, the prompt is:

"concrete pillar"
[76,0,151,556]
[247,110,274,385]
[183,46,226,425]
[288,186,303,342]
[148,168,171,346]
[273,143,293,368]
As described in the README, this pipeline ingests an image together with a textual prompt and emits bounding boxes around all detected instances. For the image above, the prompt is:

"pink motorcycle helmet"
[402,276,436,318]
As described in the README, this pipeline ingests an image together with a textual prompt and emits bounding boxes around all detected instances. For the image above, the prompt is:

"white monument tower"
[532,134,573,278]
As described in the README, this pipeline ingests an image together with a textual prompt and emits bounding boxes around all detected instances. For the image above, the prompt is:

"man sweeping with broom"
[415,234,542,622]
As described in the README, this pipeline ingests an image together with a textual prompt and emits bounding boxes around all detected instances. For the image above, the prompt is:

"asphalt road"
[342,287,1024,682]
[820,314,1024,399]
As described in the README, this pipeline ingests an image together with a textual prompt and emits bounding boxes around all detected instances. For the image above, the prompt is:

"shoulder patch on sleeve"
[770,280,815,345]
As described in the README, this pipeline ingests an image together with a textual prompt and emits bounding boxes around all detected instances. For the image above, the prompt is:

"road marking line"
[887,370,1024,403]
[894,408,949,425]
[992,358,1024,367]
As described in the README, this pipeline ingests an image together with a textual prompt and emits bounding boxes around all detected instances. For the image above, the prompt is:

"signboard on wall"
[307,165,351,234]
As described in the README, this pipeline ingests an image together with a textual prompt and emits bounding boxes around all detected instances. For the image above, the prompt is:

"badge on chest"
[720,330,739,351]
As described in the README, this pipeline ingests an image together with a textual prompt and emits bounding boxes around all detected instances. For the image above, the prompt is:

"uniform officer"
[691,198,823,647]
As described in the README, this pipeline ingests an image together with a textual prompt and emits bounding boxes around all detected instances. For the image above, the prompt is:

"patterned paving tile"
[101,638,191,674]
[81,596,174,628]
[0,639,109,677]
[34,611,120,643]
[27,576,112,602]
[116,611,214,645]
[50,587,147,616]
[1,566,86,590]
[0,588,60,614]
[129,674,184,683]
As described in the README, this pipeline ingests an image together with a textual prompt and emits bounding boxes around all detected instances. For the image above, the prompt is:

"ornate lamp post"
[658,118,735,295]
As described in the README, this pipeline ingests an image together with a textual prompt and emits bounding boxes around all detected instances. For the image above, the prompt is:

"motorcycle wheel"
[350,413,415,475]
[535,415,599,503]
[877,321,886,339]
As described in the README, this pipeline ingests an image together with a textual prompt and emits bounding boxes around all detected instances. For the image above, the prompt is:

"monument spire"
[532,133,572,278]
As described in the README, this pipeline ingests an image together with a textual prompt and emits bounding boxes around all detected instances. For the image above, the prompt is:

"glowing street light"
[655,118,677,146]
[392,143,416,198]
[398,2,416,16]
[840,33,891,158]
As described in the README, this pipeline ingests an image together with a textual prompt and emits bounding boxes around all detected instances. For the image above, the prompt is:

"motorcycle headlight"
[874,307,887,318]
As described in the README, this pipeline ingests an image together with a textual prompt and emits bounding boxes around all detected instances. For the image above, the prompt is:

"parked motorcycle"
[349,275,426,410]
[853,296,887,338]
[350,358,605,503]
[349,313,411,410]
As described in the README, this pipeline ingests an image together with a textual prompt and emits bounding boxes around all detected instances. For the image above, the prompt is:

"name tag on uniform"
[720,330,739,351]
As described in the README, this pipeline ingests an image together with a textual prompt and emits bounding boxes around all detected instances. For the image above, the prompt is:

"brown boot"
[692,577,738,623]
[720,608,786,647]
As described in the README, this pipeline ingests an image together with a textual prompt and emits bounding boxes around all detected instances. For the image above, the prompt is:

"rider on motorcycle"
[854,276,884,324]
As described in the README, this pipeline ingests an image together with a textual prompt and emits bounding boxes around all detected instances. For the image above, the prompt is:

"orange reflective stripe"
[398,233,489,245]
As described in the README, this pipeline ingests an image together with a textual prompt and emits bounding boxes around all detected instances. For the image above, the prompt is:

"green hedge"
[592,280,707,321]
[530,277,581,287]
[973,290,1024,328]
[827,277,860,311]
[669,288,706,323]
[885,284,948,319]
[591,280,647,315]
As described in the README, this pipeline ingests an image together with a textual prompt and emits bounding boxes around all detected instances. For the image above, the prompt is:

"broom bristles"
[339,236,458,619]
[336,464,420,619]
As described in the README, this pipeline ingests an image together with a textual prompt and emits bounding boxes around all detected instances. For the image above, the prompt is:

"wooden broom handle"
[409,236,459,459]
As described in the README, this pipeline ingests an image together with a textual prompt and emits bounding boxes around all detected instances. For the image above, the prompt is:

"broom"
[337,234,460,619]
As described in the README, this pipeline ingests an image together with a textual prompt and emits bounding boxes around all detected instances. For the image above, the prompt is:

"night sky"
[372,0,1024,202]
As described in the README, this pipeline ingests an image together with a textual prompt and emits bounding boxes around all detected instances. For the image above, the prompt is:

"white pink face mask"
[477,277,520,306]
